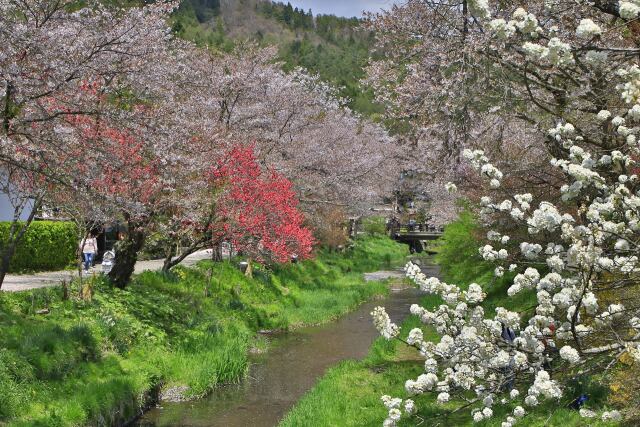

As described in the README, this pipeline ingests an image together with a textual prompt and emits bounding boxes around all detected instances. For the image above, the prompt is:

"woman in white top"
[80,234,98,272]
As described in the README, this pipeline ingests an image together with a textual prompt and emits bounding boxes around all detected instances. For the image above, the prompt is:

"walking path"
[2,250,212,292]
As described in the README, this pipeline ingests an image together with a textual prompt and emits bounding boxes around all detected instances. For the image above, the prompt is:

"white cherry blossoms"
[374,136,640,424]
[372,306,399,340]
[463,148,503,189]
[381,395,415,427]
[371,7,640,424]
[620,1,640,20]
[389,259,573,425]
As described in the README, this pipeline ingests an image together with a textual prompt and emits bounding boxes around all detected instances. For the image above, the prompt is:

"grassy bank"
[281,214,622,427]
[0,236,408,427]
[280,299,616,426]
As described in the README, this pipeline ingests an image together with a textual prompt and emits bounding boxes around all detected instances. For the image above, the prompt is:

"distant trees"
[0,1,396,289]
[258,1,314,30]
[182,0,221,23]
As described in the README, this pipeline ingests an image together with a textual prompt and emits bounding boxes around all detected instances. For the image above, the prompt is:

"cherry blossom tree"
[0,0,178,289]
[0,0,400,292]
[188,43,401,221]
[368,1,640,425]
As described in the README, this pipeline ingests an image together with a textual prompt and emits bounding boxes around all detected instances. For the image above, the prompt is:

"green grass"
[0,235,408,426]
[281,214,623,427]
[281,297,619,427]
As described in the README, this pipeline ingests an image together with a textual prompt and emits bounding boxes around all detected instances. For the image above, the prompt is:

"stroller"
[102,250,115,274]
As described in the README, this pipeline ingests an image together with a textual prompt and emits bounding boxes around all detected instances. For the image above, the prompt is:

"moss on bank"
[0,236,408,426]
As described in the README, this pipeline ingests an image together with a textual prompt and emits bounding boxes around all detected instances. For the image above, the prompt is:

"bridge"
[387,222,443,253]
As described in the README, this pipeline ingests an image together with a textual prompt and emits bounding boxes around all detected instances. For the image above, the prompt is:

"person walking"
[80,233,98,272]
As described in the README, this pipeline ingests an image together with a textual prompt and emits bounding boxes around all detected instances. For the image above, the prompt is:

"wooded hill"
[172,0,382,115]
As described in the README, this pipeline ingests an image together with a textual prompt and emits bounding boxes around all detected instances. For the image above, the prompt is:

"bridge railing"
[387,222,444,236]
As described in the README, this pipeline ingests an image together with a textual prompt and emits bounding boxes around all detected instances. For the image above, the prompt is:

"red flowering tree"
[210,145,314,269]
[56,109,165,288]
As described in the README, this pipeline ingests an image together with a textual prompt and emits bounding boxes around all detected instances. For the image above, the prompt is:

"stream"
[137,260,439,427]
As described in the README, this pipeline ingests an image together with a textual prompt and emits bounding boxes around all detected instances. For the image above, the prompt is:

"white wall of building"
[0,192,33,222]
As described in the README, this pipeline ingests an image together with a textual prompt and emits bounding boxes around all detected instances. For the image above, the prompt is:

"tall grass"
[0,235,408,426]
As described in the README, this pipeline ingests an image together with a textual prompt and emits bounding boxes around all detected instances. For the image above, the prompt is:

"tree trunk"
[162,238,208,273]
[161,242,177,273]
[244,258,253,278]
[0,250,12,290]
[108,219,145,289]
[211,241,223,262]
[77,230,90,287]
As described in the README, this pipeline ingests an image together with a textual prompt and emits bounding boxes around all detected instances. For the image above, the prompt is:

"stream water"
[137,261,439,427]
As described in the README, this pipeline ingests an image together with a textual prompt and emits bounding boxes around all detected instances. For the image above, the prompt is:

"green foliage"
[0,221,78,273]
[362,216,387,236]
[0,235,407,426]
[182,0,221,23]
[277,24,381,115]
[258,1,314,30]
[434,211,535,315]
[170,5,230,50]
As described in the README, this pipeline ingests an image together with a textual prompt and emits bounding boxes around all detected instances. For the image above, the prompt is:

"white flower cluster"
[579,408,596,418]
[525,370,561,406]
[468,0,491,20]
[381,395,415,427]
[507,267,540,296]
[620,1,640,19]
[445,182,458,193]
[463,148,503,188]
[520,242,542,259]
[559,345,580,364]
[372,306,399,339]
[523,38,574,67]
[575,19,601,39]
[617,65,640,104]
[512,8,539,35]
[527,202,563,233]
[489,18,516,39]
[601,410,623,421]
[480,244,508,261]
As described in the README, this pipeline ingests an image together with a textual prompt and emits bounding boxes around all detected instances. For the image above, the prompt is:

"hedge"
[0,221,78,273]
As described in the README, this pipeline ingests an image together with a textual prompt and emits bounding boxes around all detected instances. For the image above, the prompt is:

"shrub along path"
[2,250,211,292]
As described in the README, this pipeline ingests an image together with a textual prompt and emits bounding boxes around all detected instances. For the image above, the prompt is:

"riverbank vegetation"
[281,218,623,426]
[0,236,407,426]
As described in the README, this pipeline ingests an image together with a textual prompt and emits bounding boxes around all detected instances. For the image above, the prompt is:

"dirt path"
[1,250,212,292]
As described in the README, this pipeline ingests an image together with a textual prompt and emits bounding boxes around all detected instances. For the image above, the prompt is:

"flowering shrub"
[368,2,640,425]
[210,145,314,264]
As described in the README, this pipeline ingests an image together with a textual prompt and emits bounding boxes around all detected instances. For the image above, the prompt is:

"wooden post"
[244,259,253,278]
[204,268,212,297]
